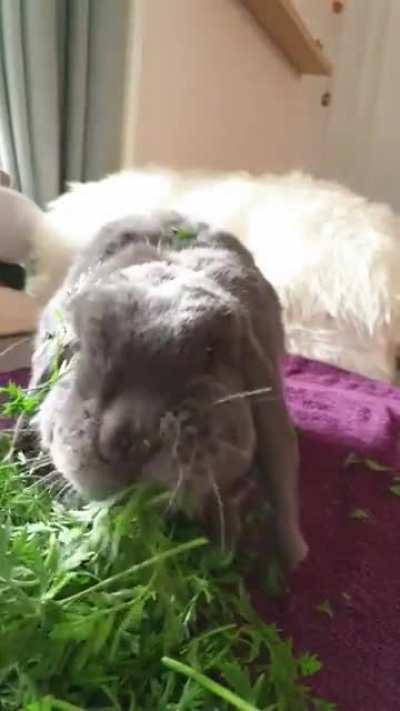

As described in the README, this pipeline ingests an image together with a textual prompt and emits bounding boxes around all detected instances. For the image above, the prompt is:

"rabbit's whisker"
[55,480,74,501]
[213,387,272,405]
[166,466,186,514]
[0,336,31,360]
[26,469,59,491]
[208,462,226,554]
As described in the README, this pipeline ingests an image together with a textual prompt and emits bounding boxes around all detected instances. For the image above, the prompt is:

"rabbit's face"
[36,260,256,508]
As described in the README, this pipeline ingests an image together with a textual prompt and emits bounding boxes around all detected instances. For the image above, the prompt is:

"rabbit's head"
[35,257,257,521]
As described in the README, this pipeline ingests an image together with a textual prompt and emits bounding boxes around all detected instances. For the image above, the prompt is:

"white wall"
[321,0,400,211]
[125,0,343,176]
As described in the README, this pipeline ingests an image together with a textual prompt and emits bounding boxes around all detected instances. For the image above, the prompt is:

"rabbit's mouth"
[41,372,257,508]
[152,381,257,505]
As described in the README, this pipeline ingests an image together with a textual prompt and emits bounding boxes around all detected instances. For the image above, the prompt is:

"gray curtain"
[0,0,131,207]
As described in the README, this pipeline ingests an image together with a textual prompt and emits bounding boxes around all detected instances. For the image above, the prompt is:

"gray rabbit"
[29,212,307,569]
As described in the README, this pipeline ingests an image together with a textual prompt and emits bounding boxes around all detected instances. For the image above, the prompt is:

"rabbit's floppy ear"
[239,311,308,569]
[71,287,104,346]
[70,281,129,354]
[10,304,72,454]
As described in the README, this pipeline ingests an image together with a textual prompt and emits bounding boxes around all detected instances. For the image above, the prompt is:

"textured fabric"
[256,355,400,711]
[2,357,400,709]
[0,0,130,206]
[0,368,28,389]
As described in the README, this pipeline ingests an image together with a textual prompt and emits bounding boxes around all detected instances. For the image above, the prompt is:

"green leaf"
[349,508,370,521]
[313,698,338,711]
[220,661,254,701]
[344,453,391,472]
[0,382,42,417]
[251,673,267,706]
[389,484,400,497]
[91,612,116,654]
[262,556,286,598]
[316,600,334,619]
[162,656,265,711]
[343,453,361,468]
[175,679,207,710]
[298,653,322,677]
[172,228,197,242]
[363,458,391,472]
[0,380,334,711]
[50,615,96,642]
[24,697,85,711]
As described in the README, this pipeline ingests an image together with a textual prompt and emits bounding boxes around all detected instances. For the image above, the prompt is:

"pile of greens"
[0,381,332,711]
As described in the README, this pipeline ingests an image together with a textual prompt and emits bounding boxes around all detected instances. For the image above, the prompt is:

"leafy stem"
[162,656,272,711]
[58,537,208,605]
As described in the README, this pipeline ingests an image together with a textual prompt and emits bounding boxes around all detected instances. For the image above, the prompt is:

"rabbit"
[28,211,308,569]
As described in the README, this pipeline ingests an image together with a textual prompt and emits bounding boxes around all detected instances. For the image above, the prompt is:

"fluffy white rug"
[28,168,400,382]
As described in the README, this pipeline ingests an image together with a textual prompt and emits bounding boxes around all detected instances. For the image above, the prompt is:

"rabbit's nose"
[98,421,156,466]
[98,422,135,464]
[98,392,163,465]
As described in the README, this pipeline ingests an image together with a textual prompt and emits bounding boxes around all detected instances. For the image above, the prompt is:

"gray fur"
[30,212,307,568]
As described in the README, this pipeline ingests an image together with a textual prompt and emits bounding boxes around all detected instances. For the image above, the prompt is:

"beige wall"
[0,287,37,335]
[321,0,400,211]
[124,0,343,176]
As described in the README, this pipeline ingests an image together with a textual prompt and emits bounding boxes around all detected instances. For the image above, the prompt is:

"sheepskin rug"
[29,168,400,382]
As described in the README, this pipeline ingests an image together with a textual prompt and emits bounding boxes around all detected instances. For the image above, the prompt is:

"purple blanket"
[256,356,400,710]
[2,357,400,709]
